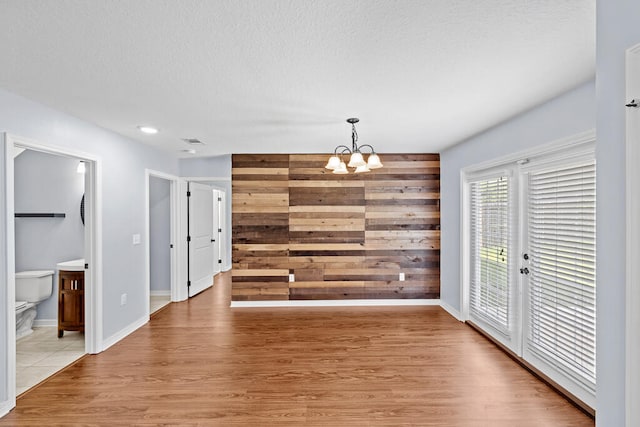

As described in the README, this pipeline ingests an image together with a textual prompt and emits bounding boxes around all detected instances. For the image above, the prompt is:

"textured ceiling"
[0,0,595,157]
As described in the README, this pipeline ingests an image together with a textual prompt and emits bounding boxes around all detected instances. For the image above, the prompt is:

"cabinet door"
[58,271,85,334]
[59,289,84,327]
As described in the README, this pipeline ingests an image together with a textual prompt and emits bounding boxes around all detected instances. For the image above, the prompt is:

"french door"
[468,173,517,349]
[465,144,596,408]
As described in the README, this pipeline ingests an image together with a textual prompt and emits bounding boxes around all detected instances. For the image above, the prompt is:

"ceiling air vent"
[182,138,205,145]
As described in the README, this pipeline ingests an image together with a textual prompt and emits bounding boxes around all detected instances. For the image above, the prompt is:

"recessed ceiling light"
[181,149,197,154]
[137,125,159,134]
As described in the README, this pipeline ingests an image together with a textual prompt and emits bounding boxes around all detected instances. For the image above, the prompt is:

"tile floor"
[16,327,85,396]
[16,296,171,396]
[150,295,171,315]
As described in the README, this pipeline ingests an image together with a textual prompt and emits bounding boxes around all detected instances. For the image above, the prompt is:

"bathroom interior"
[13,148,86,395]
[13,147,172,396]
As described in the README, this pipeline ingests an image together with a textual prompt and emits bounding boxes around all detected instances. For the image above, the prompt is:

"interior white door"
[188,182,214,297]
[212,190,221,275]
[218,191,225,269]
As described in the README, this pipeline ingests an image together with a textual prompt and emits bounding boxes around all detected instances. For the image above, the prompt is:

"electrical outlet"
[399,272,405,281]
[132,234,141,245]
[289,273,295,282]
[121,293,127,306]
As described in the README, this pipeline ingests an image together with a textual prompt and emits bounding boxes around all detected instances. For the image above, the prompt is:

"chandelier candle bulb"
[348,152,366,168]
[367,153,383,169]
[333,161,349,174]
[354,164,370,173]
[325,156,340,170]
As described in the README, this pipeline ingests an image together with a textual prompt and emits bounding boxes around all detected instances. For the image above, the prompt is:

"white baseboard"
[33,319,57,328]
[0,399,14,418]
[440,300,463,321]
[101,315,148,351]
[150,290,171,297]
[231,299,441,308]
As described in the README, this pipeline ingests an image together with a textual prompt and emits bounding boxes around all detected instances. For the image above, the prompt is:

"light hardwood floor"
[1,272,594,426]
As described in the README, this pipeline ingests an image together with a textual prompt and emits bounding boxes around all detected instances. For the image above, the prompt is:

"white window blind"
[469,176,511,337]
[526,162,596,393]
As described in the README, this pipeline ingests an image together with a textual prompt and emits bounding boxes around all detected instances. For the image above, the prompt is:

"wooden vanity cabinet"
[58,270,84,338]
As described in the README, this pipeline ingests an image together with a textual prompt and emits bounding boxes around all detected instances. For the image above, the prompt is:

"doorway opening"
[145,170,179,316]
[3,133,101,407]
[461,133,596,411]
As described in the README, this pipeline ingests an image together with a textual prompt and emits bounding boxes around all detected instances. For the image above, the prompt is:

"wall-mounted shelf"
[15,213,66,218]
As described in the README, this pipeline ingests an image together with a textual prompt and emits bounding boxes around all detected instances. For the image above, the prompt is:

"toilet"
[15,270,54,339]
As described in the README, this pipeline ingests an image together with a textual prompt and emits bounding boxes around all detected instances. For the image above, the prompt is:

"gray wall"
[179,155,231,178]
[0,135,7,403]
[440,80,596,312]
[596,1,640,424]
[179,155,232,269]
[14,150,85,321]
[149,176,170,292]
[0,88,179,350]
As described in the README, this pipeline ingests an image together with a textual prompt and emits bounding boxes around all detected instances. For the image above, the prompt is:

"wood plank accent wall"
[232,153,440,301]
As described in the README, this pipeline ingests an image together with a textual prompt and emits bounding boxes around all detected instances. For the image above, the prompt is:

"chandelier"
[325,118,383,174]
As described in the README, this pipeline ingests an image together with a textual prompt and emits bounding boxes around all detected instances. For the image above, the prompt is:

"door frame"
[212,188,227,273]
[625,42,640,427]
[211,188,221,275]
[179,177,230,294]
[2,133,102,412]
[144,170,180,311]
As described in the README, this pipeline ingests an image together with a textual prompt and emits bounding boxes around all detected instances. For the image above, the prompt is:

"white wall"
[596,1,640,425]
[14,150,85,322]
[0,88,179,406]
[179,155,232,269]
[440,80,596,314]
[149,176,171,292]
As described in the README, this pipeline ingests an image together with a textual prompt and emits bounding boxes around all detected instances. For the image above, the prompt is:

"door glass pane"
[469,176,511,336]
[526,162,596,393]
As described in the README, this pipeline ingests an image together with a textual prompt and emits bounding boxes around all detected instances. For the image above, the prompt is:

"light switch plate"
[132,234,141,245]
